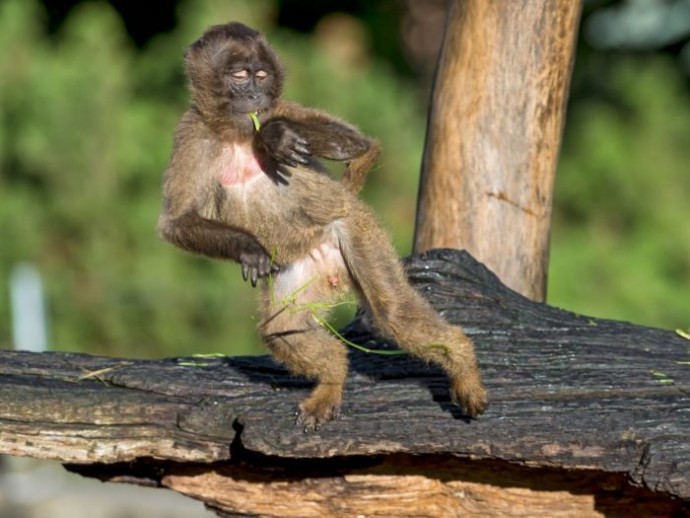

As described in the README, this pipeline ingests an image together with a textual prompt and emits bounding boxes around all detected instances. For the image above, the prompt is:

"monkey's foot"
[296,386,342,432]
[451,376,488,418]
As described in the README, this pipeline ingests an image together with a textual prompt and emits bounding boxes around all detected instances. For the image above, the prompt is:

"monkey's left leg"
[338,208,488,417]
[259,256,350,429]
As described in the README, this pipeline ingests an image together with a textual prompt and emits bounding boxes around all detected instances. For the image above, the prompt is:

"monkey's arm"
[264,102,380,194]
[158,212,275,286]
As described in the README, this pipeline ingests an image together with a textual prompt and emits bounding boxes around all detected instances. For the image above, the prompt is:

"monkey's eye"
[231,70,250,80]
[255,70,268,80]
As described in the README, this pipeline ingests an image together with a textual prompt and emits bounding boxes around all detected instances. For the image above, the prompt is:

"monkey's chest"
[216,148,348,262]
[218,143,264,186]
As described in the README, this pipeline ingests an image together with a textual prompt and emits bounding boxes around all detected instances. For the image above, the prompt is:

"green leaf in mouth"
[248,111,261,131]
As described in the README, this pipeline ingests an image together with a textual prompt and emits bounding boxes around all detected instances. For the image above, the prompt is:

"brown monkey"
[158,22,487,429]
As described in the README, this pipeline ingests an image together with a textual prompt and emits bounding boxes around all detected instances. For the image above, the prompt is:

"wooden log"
[414,1,582,301]
[1,250,688,517]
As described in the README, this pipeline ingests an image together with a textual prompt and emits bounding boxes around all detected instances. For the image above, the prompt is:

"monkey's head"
[185,22,285,132]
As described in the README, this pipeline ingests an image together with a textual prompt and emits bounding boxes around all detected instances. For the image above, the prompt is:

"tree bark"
[414,0,582,301]
[1,250,689,517]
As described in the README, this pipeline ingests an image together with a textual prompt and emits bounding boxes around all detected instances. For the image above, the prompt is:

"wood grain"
[415,1,582,301]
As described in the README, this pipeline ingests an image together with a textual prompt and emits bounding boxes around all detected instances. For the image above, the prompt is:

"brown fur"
[158,22,487,429]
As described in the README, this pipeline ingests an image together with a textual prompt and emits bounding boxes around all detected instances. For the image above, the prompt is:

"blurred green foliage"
[0,0,687,356]
[551,55,690,327]
[0,0,423,356]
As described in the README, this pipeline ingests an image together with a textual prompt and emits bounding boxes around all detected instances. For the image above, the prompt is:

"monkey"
[158,22,487,430]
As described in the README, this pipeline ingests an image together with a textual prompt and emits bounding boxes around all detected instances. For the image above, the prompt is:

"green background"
[1,0,688,357]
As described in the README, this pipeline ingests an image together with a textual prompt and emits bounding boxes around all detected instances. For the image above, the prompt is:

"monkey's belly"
[270,241,349,304]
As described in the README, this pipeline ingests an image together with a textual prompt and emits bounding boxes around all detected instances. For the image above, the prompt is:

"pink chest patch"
[219,144,264,186]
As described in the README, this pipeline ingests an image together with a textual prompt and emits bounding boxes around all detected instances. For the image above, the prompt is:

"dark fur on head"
[184,22,285,132]
[189,22,261,52]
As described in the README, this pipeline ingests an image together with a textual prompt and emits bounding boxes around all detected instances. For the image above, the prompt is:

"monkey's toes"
[296,399,341,432]
[451,379,488,418]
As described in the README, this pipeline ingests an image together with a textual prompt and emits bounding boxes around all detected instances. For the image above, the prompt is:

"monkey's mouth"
[232,98,269,117]
[233,107,264,128]
[238,107,264,116]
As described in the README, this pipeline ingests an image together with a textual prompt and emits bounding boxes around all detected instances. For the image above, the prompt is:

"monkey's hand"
[239,248,279,287]
[257,119,312,182]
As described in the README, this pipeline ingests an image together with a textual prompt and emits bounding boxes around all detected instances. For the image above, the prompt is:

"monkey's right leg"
[259,254,350,430]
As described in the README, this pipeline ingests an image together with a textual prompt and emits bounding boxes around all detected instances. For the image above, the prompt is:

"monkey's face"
[185,23,285,130]
[216,47,279,116]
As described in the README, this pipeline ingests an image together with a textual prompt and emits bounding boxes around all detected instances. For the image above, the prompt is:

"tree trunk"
[414,0,582,301]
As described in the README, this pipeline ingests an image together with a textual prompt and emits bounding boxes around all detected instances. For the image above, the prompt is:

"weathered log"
[1,249,688,517]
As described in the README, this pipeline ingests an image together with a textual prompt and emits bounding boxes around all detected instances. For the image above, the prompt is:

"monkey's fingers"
[274,165,293,184]
[287,152,310,165]
[257,255,275,277]
[262,162,291,185]
[240,263,260,287]
[292,142,312,157]
[279,156,300,168]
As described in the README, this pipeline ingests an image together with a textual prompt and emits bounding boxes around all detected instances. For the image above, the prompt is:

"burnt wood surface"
[1,249,688,514]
